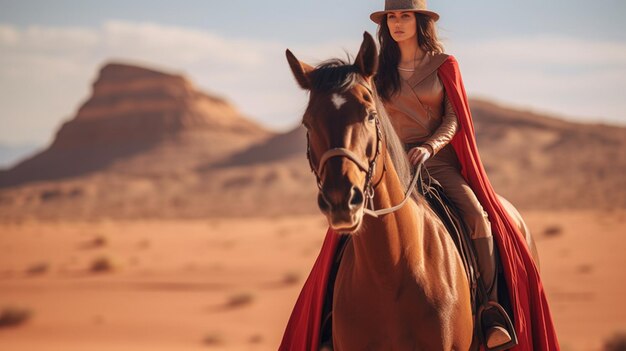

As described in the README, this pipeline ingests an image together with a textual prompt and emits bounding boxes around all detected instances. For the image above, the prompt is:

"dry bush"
[81,235,108,249]
[26,262,49,275]
[137,239,151,250]
[89,255,121,273]
[91,235,108,247]
[604,331,626,351]
[543,225,563,237]
[249,334,263,344]
[283,271,301,285]
[202,331,224,345]
[0,306,32,328]
[577,264,594,274]
[226,292,254,308]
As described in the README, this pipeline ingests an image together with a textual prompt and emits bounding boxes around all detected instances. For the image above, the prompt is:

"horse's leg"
[497,195,540,272]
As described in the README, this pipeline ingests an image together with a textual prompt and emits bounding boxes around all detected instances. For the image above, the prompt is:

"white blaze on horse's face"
[331,93,347,110]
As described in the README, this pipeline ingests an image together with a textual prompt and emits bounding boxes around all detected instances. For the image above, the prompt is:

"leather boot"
[473,236,517,351]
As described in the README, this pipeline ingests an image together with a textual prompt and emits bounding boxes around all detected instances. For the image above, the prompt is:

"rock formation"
[0,62,624,220]
[0,62,270,187]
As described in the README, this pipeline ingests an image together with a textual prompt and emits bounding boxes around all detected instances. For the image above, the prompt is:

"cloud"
[448,35,626,122]
[0,21,624,147]
[454,35,626,66]
[0,20,362,145]
[0,25,19,45]
[100,21,274,67]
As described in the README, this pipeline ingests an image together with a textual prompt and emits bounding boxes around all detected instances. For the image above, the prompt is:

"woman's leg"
[424,145,514,349]
[424,145,492,240]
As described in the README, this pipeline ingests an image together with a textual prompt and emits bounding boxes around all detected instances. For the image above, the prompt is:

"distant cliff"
[0,62,624,220]
[0,62,270,187]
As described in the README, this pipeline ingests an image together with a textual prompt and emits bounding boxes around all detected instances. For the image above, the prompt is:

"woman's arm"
[423,91,459,156]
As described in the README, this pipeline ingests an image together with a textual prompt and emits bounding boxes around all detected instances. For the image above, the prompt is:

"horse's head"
[286,32,384,234]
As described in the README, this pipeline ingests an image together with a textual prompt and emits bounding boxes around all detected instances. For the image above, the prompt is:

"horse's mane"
[310,58,420,202]
[309,58,360,93]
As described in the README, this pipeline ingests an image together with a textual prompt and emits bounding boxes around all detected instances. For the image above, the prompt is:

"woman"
[369,0,559,350]
[371,1,514,349]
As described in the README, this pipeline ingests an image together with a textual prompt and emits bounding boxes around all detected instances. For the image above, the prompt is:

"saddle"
[319,165,512,349]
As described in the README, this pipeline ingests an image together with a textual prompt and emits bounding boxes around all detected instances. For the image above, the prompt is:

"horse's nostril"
[318,191,331,212]
[349,186,364,208]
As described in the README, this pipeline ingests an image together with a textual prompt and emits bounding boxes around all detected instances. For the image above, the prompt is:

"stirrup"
[477,301,518,351]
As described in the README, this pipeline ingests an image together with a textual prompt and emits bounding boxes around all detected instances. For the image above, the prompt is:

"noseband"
[305,83,421,218]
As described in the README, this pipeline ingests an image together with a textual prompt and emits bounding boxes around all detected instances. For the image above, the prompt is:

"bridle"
[305,82,421,218]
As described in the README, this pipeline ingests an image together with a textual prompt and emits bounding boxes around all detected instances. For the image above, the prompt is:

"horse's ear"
[286,49,314,90]
[354,32,378,78]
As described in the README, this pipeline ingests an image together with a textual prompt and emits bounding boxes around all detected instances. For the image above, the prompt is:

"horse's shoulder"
[420,207,459,259]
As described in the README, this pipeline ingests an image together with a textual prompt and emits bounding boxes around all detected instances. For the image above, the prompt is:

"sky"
[1,0,625,151]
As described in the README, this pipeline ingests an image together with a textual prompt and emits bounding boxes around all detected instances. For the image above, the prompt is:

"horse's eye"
[367,112,377,123]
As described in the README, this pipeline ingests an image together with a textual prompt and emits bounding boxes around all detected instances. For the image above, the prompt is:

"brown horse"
[286,32,538,351]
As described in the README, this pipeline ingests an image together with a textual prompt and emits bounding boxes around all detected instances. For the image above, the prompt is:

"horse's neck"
[355,155,425,285]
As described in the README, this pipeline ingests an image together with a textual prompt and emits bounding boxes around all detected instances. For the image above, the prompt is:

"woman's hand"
[408,146,432,166]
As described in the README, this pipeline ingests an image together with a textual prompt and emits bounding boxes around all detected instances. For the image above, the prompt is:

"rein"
[305,82,422,218]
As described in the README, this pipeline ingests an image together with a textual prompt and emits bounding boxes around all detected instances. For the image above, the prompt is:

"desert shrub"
[543,225,563,237]
[283,271,301,285]
[226,292,254,308]
[202,331,224,345]
[0,306,32,328]
[40,189,62,201]
[89,255,120,273]
[604,331,626,351]
[249,334,263,344]
[137,239,151,250]
[91,235,108,247]
[577,264,593,274]
[26,262,49,275]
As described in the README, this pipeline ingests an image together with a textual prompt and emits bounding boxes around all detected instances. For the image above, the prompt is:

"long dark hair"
[375,13,444,102]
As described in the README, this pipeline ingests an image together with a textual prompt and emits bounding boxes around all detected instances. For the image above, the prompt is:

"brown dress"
[385,52,491,239]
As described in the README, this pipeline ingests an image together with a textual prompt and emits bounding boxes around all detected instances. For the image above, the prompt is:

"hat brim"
[370,9,440,24]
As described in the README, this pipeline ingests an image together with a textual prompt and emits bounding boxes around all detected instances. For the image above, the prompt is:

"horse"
[286,31,539,351]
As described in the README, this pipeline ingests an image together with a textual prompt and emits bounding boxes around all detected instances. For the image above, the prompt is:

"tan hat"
[370,0,440,24]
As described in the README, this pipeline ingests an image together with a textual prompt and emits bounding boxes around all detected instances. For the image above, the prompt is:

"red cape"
[279,56,560,351]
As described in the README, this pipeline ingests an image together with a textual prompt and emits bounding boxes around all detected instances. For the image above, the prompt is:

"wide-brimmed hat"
[370,0,440,24]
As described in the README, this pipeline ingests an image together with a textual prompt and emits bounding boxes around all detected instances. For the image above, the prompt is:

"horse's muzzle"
[318,185,365,233]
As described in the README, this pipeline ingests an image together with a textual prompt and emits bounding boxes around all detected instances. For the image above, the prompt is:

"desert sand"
[0,210,624,351]
[1,62,625,351]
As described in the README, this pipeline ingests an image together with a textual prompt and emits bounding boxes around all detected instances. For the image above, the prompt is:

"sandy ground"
[0,210,624,351]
